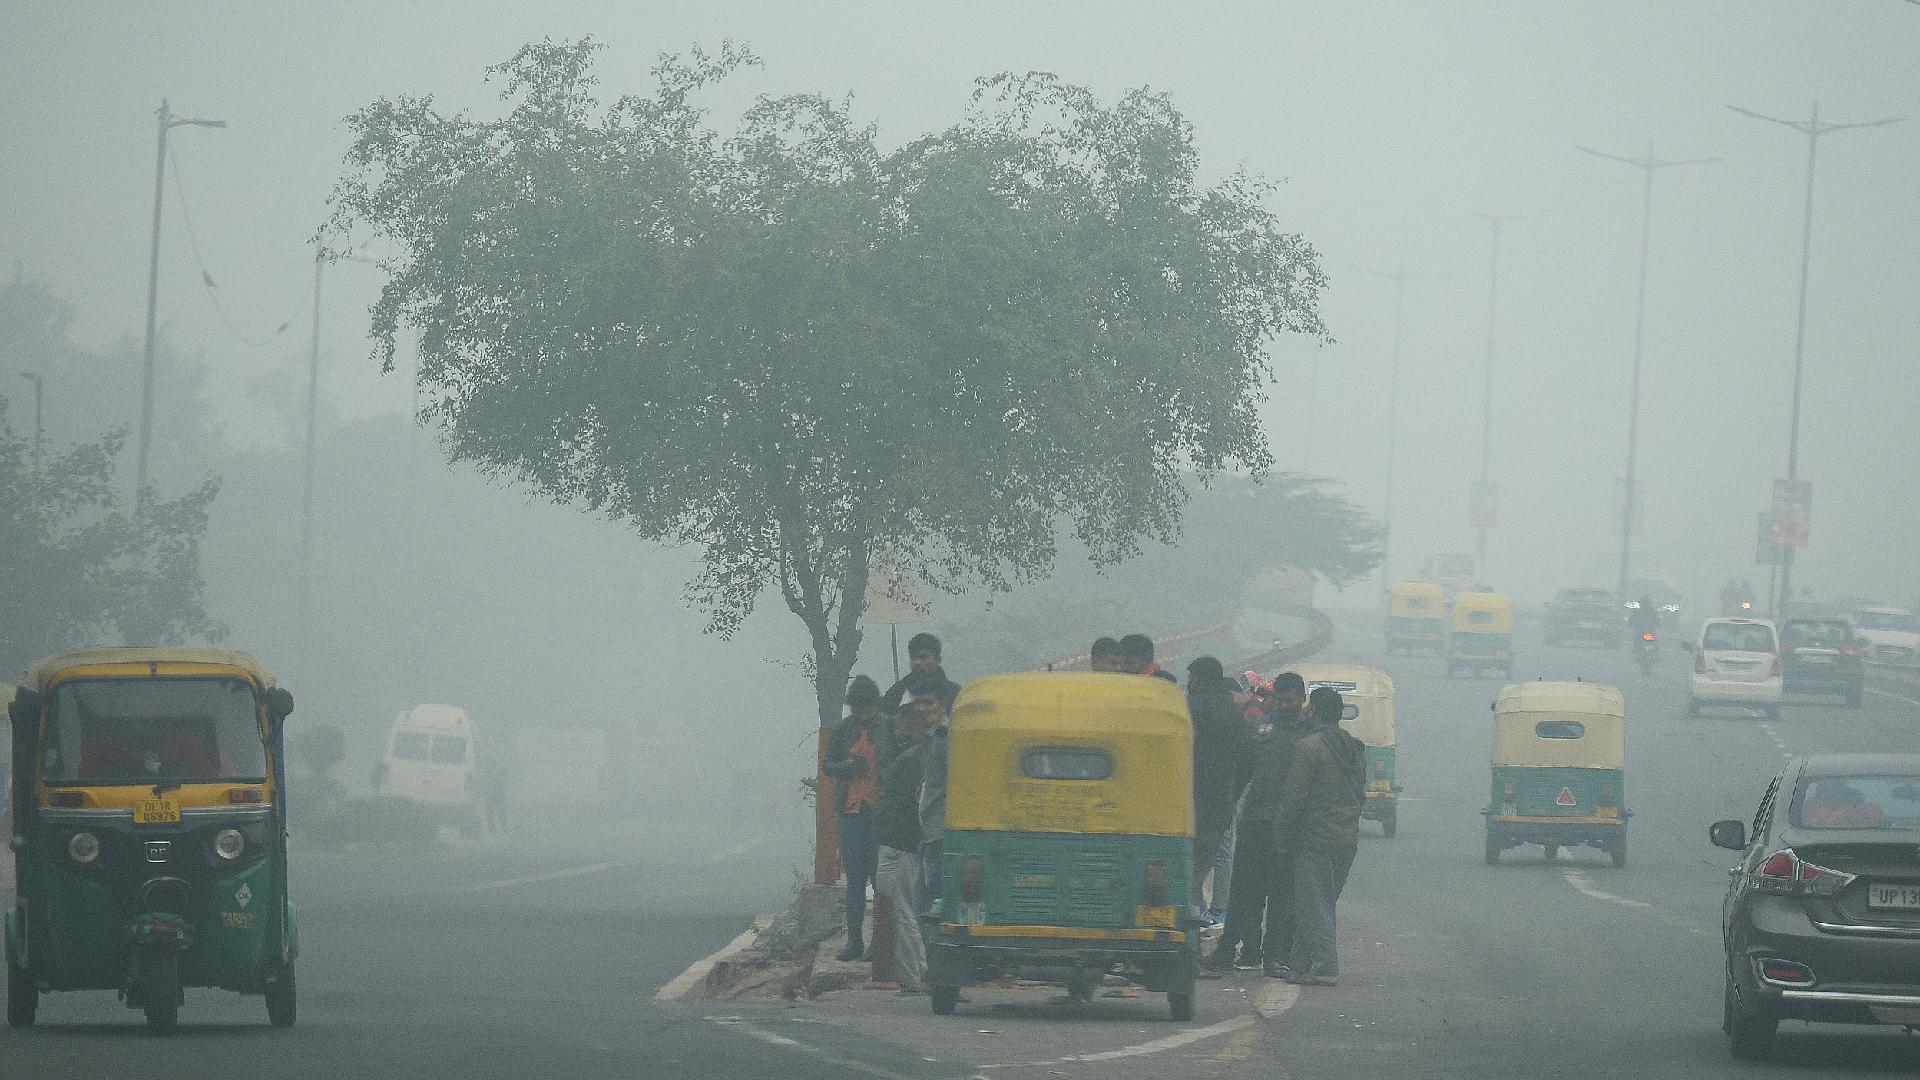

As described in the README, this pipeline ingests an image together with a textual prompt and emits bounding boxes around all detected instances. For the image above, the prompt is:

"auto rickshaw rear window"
[1535,721,1586,740]
[1467,610,1496,624]
[429,735,468,765]
[1021,747,1113,781]
[392,731,432,760]
[40,677,267,785]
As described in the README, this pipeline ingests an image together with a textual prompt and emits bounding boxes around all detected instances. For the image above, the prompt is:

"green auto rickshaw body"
[928,672,1198,1019]
[6,648,298,1029]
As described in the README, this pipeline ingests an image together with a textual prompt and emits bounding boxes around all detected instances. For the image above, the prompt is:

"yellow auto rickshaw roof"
[1492,681,1624,767]
[945,672,1193,836]
[22,647,277,691]
[1294,663,1395,746]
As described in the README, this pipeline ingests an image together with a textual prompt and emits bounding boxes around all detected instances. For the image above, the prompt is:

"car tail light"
[961,855,986,903]
[1642,631,1657,642]
[1770,654,1782,676]
[1143,860,1168,906]
[1758,959,1815,986]
[1694,651,1708,674]
[1752,849,1855,897]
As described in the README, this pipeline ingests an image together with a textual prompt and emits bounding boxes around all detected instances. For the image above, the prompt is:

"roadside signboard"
[1768,480,1812,547]
[860,548,932,625]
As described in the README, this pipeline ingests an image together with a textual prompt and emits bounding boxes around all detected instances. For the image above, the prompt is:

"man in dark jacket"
[1273,686,1368,986]
[1205,672,1309,976]
[873,699,931,991]
[1185,657,1247,914]
[882,633,962,712]
[823,676,887,961]
[1117,633,1178,683]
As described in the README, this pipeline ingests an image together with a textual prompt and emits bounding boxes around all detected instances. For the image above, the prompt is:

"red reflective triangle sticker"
[1556,787,1577,807]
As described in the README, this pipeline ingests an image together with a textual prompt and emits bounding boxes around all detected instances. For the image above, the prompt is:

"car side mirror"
[1709,819,1747,850]
[265,687,295,721]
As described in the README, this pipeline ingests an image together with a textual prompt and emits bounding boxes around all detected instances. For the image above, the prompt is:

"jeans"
[1219,826,1291,962]
[876,845,926,990]
[1288,846,1356,977]
[1210,815,1237,913]
[837,810,878,940]
[1192,824,1229,911]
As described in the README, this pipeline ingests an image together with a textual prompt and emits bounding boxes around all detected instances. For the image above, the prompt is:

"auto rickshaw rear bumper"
[928,927,1193,991]
[1485,814,1624,848]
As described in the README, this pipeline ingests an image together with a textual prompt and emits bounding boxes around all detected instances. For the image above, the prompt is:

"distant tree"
[327,40,1329,728]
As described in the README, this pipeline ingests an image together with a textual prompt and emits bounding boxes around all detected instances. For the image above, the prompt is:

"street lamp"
[1469,213,1519,584]
[1576,141,1719,601]
[1728,101,1902,611]
[297,248,379,651]
[136,99,225,509]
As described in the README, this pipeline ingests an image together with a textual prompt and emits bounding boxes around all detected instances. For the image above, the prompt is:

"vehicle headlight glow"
[213,828,246,861]
[68,831,101,864]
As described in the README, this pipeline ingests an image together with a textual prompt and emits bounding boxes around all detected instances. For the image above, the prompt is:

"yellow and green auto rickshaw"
[1448,590,1514,678]
[1483,680,1628,867]
[6,648,298,1030]
[1296,664,1400,838]
[927,672,1198,1020]
[1385,581,1446,655]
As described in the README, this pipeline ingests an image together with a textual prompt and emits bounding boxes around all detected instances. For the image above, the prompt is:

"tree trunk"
[799,537,871,884]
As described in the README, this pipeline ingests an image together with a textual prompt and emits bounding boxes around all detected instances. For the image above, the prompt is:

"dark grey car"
[1780,617,1865,706]
[1711,754,1920,1059]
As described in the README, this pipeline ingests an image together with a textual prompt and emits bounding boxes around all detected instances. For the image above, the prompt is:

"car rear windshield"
[1781,620,1851,648]
[1702,624,1775,653]
[1790,774,1920,831]
[40,677,268,785]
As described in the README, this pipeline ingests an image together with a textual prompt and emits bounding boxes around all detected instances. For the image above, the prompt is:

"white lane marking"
[730,1022,927,1080]
[653,916,773,1003]
[975,980,1299,1069]
[474,861,611,891]
[1869,686,1920,709]
[1562,870,1651,910]
[1760,723,1791,759]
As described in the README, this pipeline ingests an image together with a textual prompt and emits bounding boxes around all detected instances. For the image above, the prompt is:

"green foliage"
[327,40,1329,725]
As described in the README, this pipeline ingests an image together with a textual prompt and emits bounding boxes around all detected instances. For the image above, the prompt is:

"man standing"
[1184,657,1247,919]
[874,696,932,992]
[1117,634,1178,683]
[883,632,962,712]
[916,676,959,944]
[1273,686,1368,986]
[1089,637,1122,672]
[1204,672,1308,977]
[823,676,886,962]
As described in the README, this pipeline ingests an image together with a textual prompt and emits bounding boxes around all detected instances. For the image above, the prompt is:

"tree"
[327,40,1329,728]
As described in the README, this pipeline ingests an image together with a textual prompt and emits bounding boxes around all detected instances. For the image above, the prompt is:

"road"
[6,616,1919,1078]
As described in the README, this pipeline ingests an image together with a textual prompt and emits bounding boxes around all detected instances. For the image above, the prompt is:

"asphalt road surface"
[7,614,1920,1078]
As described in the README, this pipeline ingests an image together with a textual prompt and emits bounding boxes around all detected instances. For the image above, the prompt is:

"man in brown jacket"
[1271,685,1368,985]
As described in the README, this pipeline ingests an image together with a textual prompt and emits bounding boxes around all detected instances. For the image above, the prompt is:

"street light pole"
[1469,214,1518,583]
[1576,141,1719,600]
[298,251,322,643]
[18,372,43,477]
[1728,101,1902,610]
[135,99,225,509]
[1359,262,1444,589]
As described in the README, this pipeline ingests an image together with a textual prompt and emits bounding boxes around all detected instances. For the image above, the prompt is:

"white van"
[1689,618,1782,718]
[374,704,478,818]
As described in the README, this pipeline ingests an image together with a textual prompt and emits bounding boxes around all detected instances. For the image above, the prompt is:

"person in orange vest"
[824,676,887,961]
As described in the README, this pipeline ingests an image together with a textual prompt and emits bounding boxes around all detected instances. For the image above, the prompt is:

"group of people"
[822,629,1369,995]
[823,633,961,994]
[1185,661,1367,985]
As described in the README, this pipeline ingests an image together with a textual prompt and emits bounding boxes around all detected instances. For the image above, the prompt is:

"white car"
[1690,618,1782,718]
[1851,607,1920,666]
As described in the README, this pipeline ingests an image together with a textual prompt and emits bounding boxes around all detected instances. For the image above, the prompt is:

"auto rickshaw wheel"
[5,962,35,1027]
[1542,844,1559,861]
[266,963,297,1027]
[1484,831,1500,865]
[1610,842,1628,869]
[1168,991,1194,1022]
[140,952,180,1031]
[930,985,959,1015]
[1381,803,1397,838]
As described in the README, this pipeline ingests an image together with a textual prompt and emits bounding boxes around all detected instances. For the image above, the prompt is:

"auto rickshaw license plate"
[134,799,181,824]
[1135,905,1178,929]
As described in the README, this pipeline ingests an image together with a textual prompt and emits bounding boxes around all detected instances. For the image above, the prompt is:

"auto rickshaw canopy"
[1492,681,1624,768]
[1294,663,1396,748]
[22,647,278,693]
[1388,582,1446,619]
[1450,591,1513,634]
[945,672,1193,837]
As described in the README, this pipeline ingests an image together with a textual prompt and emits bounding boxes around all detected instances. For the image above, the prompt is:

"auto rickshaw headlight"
[213,828,246,861]
[68,831,101,864]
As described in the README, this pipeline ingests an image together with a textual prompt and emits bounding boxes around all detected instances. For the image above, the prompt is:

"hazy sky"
[5,1,1917,610]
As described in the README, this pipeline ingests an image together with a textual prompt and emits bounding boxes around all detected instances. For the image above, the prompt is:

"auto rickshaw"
[1295,665,1400,837]
[6,648,298,1030]
[927,672,1198,1020]
[1447,590,1514,678]
[1385,582,1446,655]
[1483,681,1627,867]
